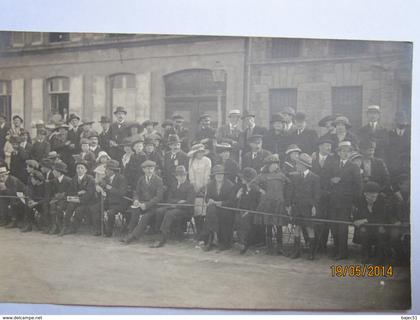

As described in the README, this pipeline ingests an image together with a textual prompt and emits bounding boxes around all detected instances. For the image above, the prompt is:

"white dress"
[189,156,211,193]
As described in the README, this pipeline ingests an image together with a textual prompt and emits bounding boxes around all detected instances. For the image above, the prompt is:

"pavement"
[0,228,411,311]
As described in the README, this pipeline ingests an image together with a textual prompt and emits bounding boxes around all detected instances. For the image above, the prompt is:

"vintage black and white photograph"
[0,31,412,311]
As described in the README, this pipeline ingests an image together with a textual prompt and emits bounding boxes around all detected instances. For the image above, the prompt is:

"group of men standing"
[0,104,410,264]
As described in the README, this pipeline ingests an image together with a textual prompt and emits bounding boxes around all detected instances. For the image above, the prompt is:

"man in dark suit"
[289,112,318,155]
[109,106,130,160]
[151,165,195,248]
[0,164,26,227]
[358,105,388,159]
[172,114,190,153]
[239,110,268,155]
[67,113,83,154]
[263,113,289,158]
[92,159,128,237]
[386,111,410,190]
[121,160,164,243]
[162,134,189,187]
[31,128,51,162]
[359,140,390,193]
[280,107,296,135]
[311,137,338,253]
[329,141,363,260]
[9,135,31,184]
[60,160,96,236]
[194,114,217,156]
[242,135,271,173]
[0,114,10,160]
[287,153,321,260]
[98,116,112,155]
[48,161,72,234]
[88,132,102,158]
[216,109,242,162]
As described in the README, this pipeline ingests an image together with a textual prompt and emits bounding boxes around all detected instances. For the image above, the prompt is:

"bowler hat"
[248,134,263,143]
[359,140,376,151]
[68,114,80,122]
[105,159,120,171]
[172,114,184,120]
[240,167,257,182]
[295,153,312,168]
[211,164,225,175]
[127,122,143,130]
[12,115,23,122]
[270,113,286,123]
[53,161,68,174]
[40,158,54,169]
[141,160,156,168]
[161,119,174,128]
[113,106,127,114]
[241,110,255,119]
[175,165,188,176]
[318,115,336,127]
[364,181,380,193]
[99,116,111,123]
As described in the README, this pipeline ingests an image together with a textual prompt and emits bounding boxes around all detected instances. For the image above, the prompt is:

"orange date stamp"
[330,264,394,278]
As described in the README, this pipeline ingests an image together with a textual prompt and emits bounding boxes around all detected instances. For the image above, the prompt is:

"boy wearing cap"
[358,105,388,159]
[144,137,163,176]
[60,160,96,236]
[216,110,242,161]
[329,141,363,260]
[122,160,164,243]
[31,128,51,162]
[242,135,271,173]
[92,159,128,237]
[0,164,26,228]
[287,153,321,260]
[151,165,195,248]
[21,170,47,232]
[353,181,391,264]
[48,161,72,234]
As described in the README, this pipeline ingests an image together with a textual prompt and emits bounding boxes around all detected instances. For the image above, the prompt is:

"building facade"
[0,32,412,135]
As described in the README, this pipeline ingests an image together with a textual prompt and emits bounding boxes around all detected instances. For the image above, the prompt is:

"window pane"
[49,33,70,43]
[271,39,301,58]
[48,77,69,93]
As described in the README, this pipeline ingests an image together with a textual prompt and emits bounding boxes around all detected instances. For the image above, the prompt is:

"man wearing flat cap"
[109,106,130,160]
[31,128,51,162]
[172,114,190,153]
[239,110,268,154]
[358,105,388,159]
[216,109,242,162]
[91,159,128,237]
[193,114,217,157]
[329,141,362,260]
[122,160,164,243]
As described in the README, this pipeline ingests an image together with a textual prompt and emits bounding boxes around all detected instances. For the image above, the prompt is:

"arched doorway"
[164,69,226,135]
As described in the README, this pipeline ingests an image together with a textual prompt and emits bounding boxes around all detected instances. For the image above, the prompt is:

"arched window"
[47,77,69,121]
[0,80,11,122]
[110,73,136,119]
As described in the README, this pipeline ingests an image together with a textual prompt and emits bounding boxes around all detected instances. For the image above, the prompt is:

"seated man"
[21,170,47,232]
[59,159,96,236]
[353,181,390,264]
[48,161,72,234]
[92,159,128,237]
[0,164,26,228]
[121,160,164,243]
[151,165,195,248]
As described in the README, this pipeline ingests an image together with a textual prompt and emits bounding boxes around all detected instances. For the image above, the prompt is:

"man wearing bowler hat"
[239,110,268,154]
[289,111,319,155]
[216,109,242,161]
[242,134,272,173]
[329,141,362,260]
[98,116,112,154]
[92,159,128,237]
[163,134,189,187]
[121,160,164,243]
[67,113,83,153]
[358,105,388,159]
[109,106,130,160]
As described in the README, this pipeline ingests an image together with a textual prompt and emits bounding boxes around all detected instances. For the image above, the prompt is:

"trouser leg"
[129,210,156,239]
[126,208,142,233]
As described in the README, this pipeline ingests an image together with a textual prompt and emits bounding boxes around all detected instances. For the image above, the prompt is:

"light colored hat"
[333,116,351,128]
[187,143,208,157]
[337,141,353,151]
[228,109,241,116]
[94,165,106,175]
[367,105,381,113]
[96,151,111,163]
[0,165,9,175]
[285,144,302,155]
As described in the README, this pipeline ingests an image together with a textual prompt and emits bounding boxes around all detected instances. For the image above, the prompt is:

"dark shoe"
[21,225,32,233]
[120,234,135,244]
[203,243,213,252]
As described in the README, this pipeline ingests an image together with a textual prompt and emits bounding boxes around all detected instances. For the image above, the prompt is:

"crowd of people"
[0,104,410,265]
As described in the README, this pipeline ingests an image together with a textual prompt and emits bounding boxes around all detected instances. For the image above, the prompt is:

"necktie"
[171,154,176,160]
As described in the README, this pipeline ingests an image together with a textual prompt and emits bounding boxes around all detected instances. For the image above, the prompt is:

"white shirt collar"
[58,175,64,182]
[303,169,310,177]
